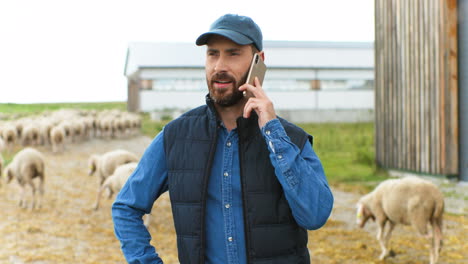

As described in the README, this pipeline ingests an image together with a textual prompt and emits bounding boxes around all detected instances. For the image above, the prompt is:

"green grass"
[297,122,388,192]
[140,113,169,139]
[0,102,386,191]
[0,102,127,118]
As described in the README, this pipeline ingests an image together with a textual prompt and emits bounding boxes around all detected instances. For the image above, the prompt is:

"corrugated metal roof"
[124,41,374,76]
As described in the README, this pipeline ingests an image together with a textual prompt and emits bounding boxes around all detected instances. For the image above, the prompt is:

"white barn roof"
[124,41,374,76]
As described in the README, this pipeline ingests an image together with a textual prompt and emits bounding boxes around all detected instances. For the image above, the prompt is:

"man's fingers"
[243,98,257,118]
[240,77,264,98]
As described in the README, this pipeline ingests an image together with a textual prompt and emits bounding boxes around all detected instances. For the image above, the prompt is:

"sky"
[0,0,374,104]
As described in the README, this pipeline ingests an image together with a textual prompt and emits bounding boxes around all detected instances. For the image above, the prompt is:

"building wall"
[139,90,374,111]
[374,0,459,176]
[126,41,375,123]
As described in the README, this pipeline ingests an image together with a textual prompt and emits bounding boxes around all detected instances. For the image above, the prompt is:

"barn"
[124,41,374,123]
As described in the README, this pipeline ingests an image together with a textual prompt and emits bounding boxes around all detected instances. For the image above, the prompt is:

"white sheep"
[88,149,139,186]
[3,147,46,209]
[0,136,5,153]
[50,125,66,153]
[97,117,113,139]
[93,162,137,210]
[92,161,152,227]
[2,123,18,151]
[71,119,86,143]
[21,124,40,146]
[356,176,444,264]
[38,119,54,146]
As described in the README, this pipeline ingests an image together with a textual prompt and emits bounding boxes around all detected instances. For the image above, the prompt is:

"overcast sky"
[0,0,374,104]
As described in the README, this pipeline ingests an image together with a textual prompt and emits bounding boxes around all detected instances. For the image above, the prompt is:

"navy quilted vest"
[164,100,312,264]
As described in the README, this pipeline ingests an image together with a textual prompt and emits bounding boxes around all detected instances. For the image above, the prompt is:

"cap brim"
[196,29,253,46]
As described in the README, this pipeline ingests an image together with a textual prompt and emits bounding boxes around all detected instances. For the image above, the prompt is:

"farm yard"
[0,105,466,264]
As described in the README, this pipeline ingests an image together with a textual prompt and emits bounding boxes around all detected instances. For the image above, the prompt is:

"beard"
[207,71,248,107]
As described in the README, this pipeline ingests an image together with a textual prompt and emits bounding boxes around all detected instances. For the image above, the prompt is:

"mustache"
[211,72,235,82]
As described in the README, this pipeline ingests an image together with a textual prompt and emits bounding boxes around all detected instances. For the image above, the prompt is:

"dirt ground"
[0,135,466,264]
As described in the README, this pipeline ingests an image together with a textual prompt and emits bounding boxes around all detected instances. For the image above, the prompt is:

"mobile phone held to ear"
[244,53,266,97]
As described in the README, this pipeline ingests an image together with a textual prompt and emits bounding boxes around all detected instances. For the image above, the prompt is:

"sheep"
[38,119,54,146]
[93,162,137,210]
[21,124,40,146]
[3,147,46,209]
[70,119,86,143]
[92,162,152,227]
[0,136,5,153]
[88,149,139,186]
[97,117,113,139]
[356,176,444,264]
[2,123,18,151]
[50,125,66,153]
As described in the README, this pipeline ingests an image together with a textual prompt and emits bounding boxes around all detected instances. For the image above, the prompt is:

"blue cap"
[196,14,263,51]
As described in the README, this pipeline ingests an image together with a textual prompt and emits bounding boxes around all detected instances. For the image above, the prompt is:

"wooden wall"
[127,79,140,112]
[375,0,459,175]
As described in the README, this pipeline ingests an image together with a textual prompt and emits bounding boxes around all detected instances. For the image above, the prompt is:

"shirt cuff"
[261,118,287,139]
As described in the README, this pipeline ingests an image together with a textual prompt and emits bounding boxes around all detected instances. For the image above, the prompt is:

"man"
[112,14,334,264]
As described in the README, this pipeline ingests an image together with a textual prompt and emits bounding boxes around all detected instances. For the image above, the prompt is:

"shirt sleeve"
[112,129,169,264]
[261,119,334,230]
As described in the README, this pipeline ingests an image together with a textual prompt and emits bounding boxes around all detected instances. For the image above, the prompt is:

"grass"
[0,102,126,118]
[0,102,386,192]
[297,122,388,193]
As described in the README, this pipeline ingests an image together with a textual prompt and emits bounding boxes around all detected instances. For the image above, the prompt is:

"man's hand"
[239,77,277,128]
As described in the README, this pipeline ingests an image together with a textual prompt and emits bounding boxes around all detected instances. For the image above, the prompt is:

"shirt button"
[226,141,232,147]
[266,130,271,135]
[225,204,230,209]
[228,237,233,242]
[224,172,229,177]
[278,155,283,159]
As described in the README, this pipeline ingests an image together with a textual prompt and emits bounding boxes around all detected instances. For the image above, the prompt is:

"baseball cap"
[196,14,263,51]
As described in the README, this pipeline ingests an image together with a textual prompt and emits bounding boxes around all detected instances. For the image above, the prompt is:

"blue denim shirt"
[112,118,334,264]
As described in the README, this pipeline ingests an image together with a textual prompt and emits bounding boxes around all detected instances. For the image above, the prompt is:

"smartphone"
[244,53,267,97]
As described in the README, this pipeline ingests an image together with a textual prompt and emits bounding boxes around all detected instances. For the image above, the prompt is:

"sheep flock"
[0,108,143,210]
[0,108,142,154]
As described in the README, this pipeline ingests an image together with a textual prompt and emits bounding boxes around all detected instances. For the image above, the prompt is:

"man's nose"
[214,56,228,72]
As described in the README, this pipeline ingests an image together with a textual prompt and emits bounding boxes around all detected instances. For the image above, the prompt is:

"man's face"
[205,35,253,107]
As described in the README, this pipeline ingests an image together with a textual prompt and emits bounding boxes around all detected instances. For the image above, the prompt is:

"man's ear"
[258,51,265,62]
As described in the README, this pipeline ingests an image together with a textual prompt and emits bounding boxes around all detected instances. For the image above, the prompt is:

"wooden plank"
[375,0,381,166]
[429,0,439,174]
[439,0,446,174]
[446,0,459,174]
[403,0,410,171]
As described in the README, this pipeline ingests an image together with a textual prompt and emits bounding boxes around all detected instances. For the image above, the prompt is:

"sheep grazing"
[0,137,5,153]
[93,162,137,210]
[2,123,18,151]
[356,176,444,264]
[50,125,66,153]
[21,124,40,146]
[3,147,46,209]
[92,162,152,226]
[88,149,139,186]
